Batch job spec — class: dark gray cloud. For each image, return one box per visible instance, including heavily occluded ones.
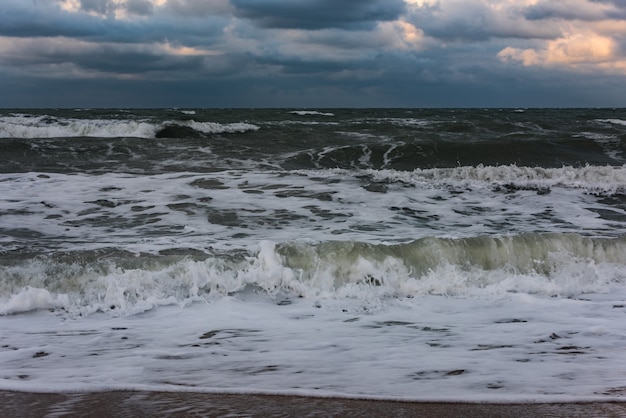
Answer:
[74,0,154,17]
[231,0,406,30]
[407,1,562,41]
[4,48,625,108]
[79,0,116,16]
[165,0,233,16]
[0,35,255,81]
[1,0,625,107]
[0,1,226,45]
[524,0,626,21]
[125,0,155,16]
[0,40,194,75]
[524,3,606,21]
[0,1,103,38]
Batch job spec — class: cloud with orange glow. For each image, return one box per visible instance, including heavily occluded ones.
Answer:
[498,31,624,70]
[402,0,626,75]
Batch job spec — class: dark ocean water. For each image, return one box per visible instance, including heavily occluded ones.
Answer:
[1,108,626,401]
[2,108,626,174]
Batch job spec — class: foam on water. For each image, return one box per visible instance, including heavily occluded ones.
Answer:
[2,165,626,258]
[0,115,157,139]
[0,287,69,315]
[1,286,625,401]
[370,117,435,127]
[363,164,626,193]
[1,234,625,317]
[2,109,626,402]
[185,120,259,135]
[290,110,335,116]
[0,114,258,139]
[597,118,626,126]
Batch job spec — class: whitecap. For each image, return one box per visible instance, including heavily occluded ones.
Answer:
[290,110,335,116]
[0,286,68,315]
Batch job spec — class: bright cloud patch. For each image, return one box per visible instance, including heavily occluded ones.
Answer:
[499,32,616,66]
[57,0,155,19]
[402,0,626,75]
[498,23,626,74]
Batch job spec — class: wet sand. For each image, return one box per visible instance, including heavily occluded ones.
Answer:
[1,391,625,417]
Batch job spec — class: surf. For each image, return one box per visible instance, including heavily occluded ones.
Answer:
[2,233,625,317]
[0,114,259,139]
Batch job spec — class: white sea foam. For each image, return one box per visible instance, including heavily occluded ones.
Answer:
[1,165,625,262]
[363,164,626,194]
[596,118,626,126]
[185,120,259,134]
[268,120,340,126]
[380,117,433,127]
[1,234,624,318]
[0,114,158,139]
[0,287,69,315]
[1,286,625,401]
[3,109,626,402]
[290,110,335,116]
[0,238,624,401]
[0,114,258,138]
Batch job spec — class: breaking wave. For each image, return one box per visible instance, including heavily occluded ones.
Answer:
[0,114,259,139]
[367,164,626,194]
[290,110,335,116]
[2,233,625,316]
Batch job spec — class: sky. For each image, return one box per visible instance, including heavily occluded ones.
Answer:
[2,0,626,107]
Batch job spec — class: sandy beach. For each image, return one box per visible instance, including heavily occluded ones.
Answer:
[1,391,625,417]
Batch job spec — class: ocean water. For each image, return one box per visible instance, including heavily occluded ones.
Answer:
[1,108,626,402]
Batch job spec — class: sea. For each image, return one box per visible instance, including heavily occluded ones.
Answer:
[1,108,625,402]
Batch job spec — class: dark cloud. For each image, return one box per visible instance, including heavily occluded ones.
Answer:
[0,1,102,38]
[231,0,406,30]
[590,0,626,8]
[125,0,155,16]
[0,1,225,45]
[0,36,255,80]
[0,42,195,76]
[165,0,233,17]
[407,2,561,41]
[1,0,625,107]
[79,0,114,16]
[524,0,626,21]
[71,50,202,75]
[256,55,360,76]
[4,49,625,108]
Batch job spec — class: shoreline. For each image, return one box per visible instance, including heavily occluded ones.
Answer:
[2,390,625,417]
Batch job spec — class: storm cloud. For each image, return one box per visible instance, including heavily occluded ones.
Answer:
[1,0,626,107]
[231,0,406,30]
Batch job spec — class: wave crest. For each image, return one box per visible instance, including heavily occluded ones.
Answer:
[297,164,626,195]
[0,114,259,139]
[1,233,625,317]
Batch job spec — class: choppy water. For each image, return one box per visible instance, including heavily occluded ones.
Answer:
[1,108,625,402]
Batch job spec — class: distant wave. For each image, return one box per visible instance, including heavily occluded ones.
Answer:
[293,165,626,196]
[0,114,259,139]
[155,121,259,138]
[596,118,626,126]
[290,110,335,116]
[369,164,626,194]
